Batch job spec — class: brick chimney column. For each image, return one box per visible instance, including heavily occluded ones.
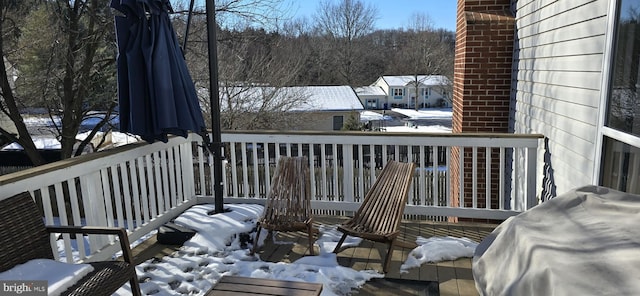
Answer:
[451,0,515,220]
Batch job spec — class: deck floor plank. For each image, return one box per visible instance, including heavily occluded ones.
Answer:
[132,216,496,296]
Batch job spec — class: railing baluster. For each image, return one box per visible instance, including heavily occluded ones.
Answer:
[357,144,364,202]
[343,144,354,203]
[486,147,491,209]
[197,141,206,195]
[321,144,327,201]
[155,151,166,214]
[80,171,109,254]
[472,146,478,209]
[137,157,150,223]
[252,142,260,198]
[68,179,87,260]
[121,162,134,231]
[458,147,464,208]
[110,164,125,229]
[54,183,73,263]
[431,145,438,206]
[167,147,178,207]
[229,143,238,198]
[499,147,505,210]
[263,142,271,196]
[160,150,171,213]
[446,146,451,208]
[309,144,316,200]
[332,143,339,201]
[130,157,142,228]
[382,144,388,169]
[99,169,114,227]
[146,154,158,219]
[176,146,185,202]
[240,143,249,197]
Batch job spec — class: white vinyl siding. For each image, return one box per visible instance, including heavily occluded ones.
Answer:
[511,0,610,197]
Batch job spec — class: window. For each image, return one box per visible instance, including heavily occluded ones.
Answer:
[366,99,377,109]
[423,88,431,98]
[332,116,343,130]
[392,88,404,97]
[606,2,640,137]
[601,137,640,193]
[600,0,640,194]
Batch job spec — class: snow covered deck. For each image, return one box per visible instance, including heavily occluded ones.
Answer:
[130,214,496,296]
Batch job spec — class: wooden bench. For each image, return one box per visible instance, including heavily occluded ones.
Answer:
[207,276,323,296]
[0,192,141,296]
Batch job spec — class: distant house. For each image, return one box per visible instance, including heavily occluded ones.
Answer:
[368,75,452,109]
[354,86,386,110]
[219,85,363,131]
[288,85,364,131]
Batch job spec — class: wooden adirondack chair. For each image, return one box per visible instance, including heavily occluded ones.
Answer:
[333,160,416,273]
[252,156,315,255]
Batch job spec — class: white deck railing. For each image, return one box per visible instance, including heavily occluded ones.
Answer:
[0,131,542,263]
[199,131,543,220]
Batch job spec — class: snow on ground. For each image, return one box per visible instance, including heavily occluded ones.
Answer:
[110,203,475,296]
[1,132,141,151]
[385,125,452,133]
[13,204,479,295]
[361,108,453,133]
[1,137,62,150]
[360,110,393,121]
[391,108,453,120]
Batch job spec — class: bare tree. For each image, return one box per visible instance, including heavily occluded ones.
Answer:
[213,31,309,130]
[172,0,293,32]
[389,13,453,110]
[314,0,378,85]
[174,1,310,131]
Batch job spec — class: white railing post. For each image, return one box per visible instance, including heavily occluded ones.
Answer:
[181,141,196,202]
[343,144,354,203]
[80,171,110,252]
[526,146,538,209]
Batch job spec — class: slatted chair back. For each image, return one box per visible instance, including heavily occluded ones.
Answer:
[252,156,315,255]
[260,156,312,230]
[333,160,416,272]
[346,160,415,238]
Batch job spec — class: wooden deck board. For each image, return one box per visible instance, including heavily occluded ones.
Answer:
[207,276,322,296]
[131,216,496,296]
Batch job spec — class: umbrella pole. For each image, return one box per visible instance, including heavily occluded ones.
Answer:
[182,0,196,50]
[206,0,225,214]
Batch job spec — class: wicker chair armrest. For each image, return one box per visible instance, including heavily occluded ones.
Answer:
[46,226,134,264]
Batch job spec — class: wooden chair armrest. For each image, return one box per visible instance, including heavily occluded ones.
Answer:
[46,226,135,264]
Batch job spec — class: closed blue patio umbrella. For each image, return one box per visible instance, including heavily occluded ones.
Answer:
[111,0,206,143]
[112,0,226,213]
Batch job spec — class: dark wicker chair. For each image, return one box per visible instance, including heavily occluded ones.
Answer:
[333,160,416,273]
[252,156,315,256]
[0,191,141,296]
